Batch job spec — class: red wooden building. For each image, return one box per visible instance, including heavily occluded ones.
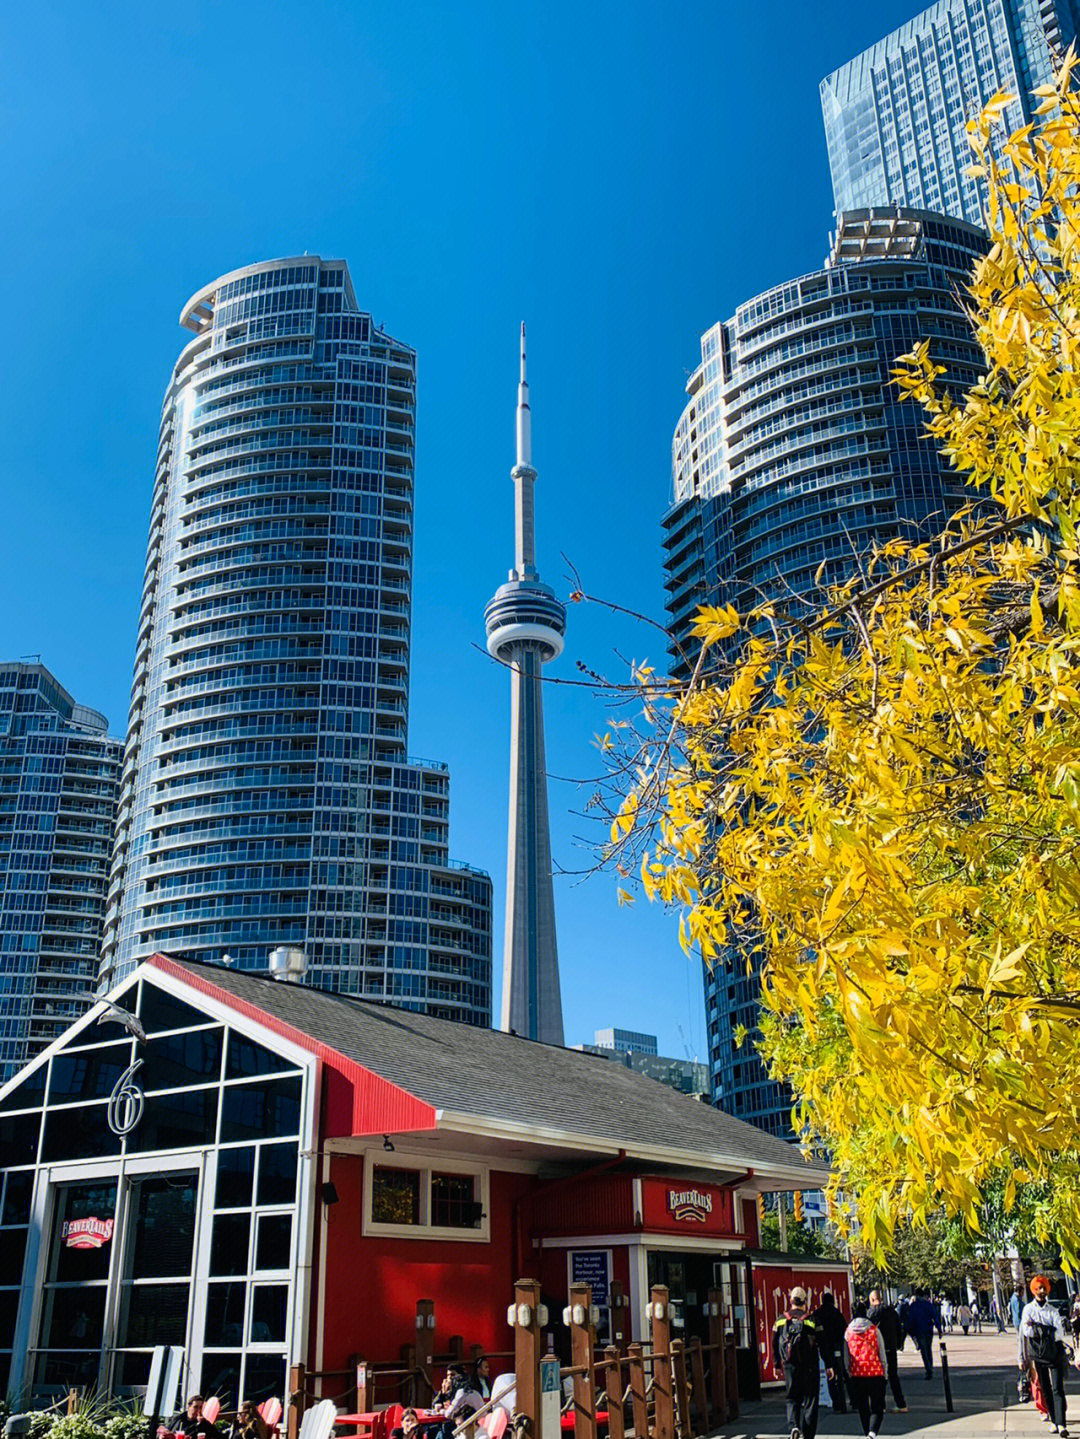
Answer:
[0,955,845,1407]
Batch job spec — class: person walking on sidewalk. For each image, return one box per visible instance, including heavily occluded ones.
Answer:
[844,1301,889,1439]
[905,1289,940,1378]
[1019,1274,1071,1436]
[772,1286,828,1439]
[868,1290,907,1413]
[809,1289,848,1413]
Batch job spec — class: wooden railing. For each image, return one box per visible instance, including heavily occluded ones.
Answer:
[291,1283,738,1439]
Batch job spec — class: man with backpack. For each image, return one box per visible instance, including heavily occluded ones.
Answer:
[772,1286,829,1439]
[844,1301,889,1438]
[1019,1274,1071,1436]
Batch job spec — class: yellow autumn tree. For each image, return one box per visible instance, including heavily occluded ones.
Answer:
[612,54,1080,1264]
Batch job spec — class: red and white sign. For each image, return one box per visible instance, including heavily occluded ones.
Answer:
[62,1216,114,1249]
[666,1187,713,1223]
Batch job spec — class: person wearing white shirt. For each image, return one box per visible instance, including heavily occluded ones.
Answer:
[1019,1275,1070,1436]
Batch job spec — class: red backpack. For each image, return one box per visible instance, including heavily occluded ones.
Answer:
[847,1324,885,1377]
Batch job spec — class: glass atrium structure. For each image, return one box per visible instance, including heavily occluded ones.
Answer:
[0,664,121,1079]
[101,259,491,1025]
[821,0,1080,227]
[663,209,987,1131]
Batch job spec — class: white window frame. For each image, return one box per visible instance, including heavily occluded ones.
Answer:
[362,1150,490,1243]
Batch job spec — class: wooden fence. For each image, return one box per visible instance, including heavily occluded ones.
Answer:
[289,1280,738,1439]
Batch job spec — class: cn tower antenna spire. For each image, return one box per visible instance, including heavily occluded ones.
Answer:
[484,326,566,1045]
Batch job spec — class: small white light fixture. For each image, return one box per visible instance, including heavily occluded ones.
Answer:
[507,1305,517,1327]
[416,1315,425,1330]
[538,1304,549,1326]
[590,1306,600,1325]
[517,1303,533,1328]
[562,1306,572,1327]
[572,1304,587,1326]
[651,1302,667,1320]
[427,1314,436,1329]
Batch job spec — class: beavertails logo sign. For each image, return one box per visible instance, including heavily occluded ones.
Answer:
[62,1217,114,1249]
[667,1187,714,1223]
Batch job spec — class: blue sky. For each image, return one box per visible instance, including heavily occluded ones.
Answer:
[1,0,923,1059]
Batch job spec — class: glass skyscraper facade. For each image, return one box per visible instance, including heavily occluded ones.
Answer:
[0,663,121,1078]
[101,258,492,1025]
[663,209,987,1130]
[821,0,1080,227]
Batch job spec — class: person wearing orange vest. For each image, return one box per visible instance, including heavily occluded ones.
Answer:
[843,1301,888,1439]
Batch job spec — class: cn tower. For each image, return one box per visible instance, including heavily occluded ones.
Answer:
[484,327,567,1045]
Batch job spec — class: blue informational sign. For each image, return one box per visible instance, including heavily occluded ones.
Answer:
[570,1249,610,1307]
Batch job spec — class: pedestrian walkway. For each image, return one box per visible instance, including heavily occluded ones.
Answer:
[708,1330,1079,1437]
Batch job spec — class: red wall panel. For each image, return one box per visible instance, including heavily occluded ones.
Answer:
[318,1157,534,1373]
[751,1261,855,1384]
[529,1175,634,1236]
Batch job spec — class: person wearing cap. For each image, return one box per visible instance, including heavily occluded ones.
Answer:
[1019,1275,1071,1436]
[772,1286,828,1439]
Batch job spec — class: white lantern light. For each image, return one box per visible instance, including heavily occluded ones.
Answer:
[538,1304,549,1326]
[562,1307,573,1327]
[517,1303,533,1328]
[572,1304,586,1326]
[507,1304,517,1327]
[427,1314,436,1329]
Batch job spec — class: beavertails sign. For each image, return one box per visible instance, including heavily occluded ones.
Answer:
[639,1177,737,1235]
[667,1187,714,1223]
[62,1217,114,1249]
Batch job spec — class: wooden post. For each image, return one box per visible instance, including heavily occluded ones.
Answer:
[706,1289,726,1422]
[513,1277,543,1436]
[609,1280,628,1353]
[416,1298,436,1394]
[627,1343,648,1439]
[688,1337,708,1433]
[649,1286,674,1439]
[671,1341,691,1439]
[603,1346,625,1439]
[355,1361,370,1416]
[67,1391,78,1417]
[288,1363,306,1439]
[569,1283,597,1439]
[723,1331,739,1422]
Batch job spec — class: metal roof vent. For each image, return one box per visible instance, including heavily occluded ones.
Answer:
[268,946,308,983]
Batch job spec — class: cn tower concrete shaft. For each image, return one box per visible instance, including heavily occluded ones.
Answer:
[483,327,566,1045]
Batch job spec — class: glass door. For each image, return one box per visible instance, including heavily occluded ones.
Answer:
[111,1171,199,1392]
[35,1178,119,1391]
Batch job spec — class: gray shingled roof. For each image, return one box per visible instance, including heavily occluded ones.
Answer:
[158,956,826,1184]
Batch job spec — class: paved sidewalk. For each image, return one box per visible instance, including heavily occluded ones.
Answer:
[708,1330,1079,1437]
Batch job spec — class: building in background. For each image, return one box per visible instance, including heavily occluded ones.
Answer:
[594,1026,659,1055]
[101,259,491,1025]
[663,209,987,1131]
[821,0,1080,227]
[0,663,121,1078]
[484,329,566,1045]
[573,1041,710,1098]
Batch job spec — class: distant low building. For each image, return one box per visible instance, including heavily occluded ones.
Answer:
[594,1026,658,1056]
[574,1042,710,1097]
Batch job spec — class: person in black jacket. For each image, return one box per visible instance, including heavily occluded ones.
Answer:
[772,1287,829,1439]
[869,1289,908,1413]
[809,1290,848,1414]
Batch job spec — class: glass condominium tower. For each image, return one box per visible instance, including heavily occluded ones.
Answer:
[821,0,1080,227]
[0,663,121,1078]
[663,210,987,1131]
[101,259,492,1024]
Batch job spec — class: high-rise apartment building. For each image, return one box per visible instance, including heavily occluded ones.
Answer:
[822,0,1080,227]
[101,258,492,1024]
[0,663,121,1077]
[663,209,987,1129]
